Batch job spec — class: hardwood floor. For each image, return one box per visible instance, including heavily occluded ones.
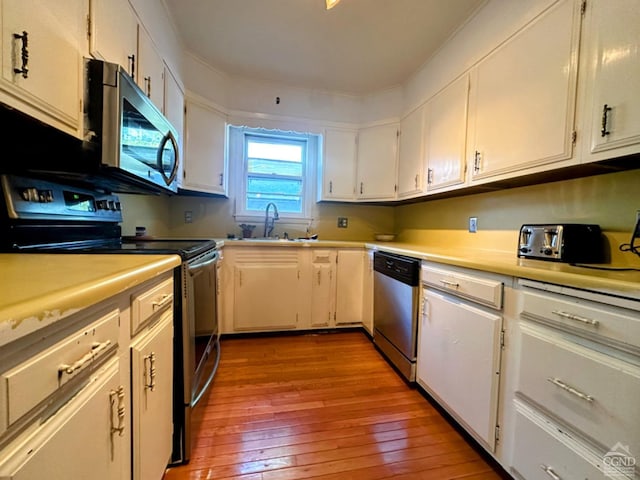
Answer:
[164,331,508,480]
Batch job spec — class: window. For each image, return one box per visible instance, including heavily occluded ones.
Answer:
[230,126,318,221]
[245,135,306,214]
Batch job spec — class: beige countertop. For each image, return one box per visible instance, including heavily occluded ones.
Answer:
[0,254,181,347]
[221,238,640,298]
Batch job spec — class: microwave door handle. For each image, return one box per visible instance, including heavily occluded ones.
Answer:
[157,130,179,185]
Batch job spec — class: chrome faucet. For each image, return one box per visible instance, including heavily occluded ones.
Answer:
[263,202,279,237]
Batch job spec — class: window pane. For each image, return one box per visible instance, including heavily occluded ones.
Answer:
[247,141,302,162]
[246,177,302,213]
[248,158,302,176]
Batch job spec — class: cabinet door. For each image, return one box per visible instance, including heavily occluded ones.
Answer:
[426,75,469,192]
[234,263,300,330]
[89,0,138,78]
[136,24,164,111]
[311,262,335,327]
[335,250,364,325]
[417,289,502,451]
[467,0,581,182]
[0,360,124,480]
[397,105,425,198]
[581,0,640,162]
[1,0,84,135]
[320,128,357,201]
[356,123,398,200]
[131,313,173,480]
[183,99,228,195]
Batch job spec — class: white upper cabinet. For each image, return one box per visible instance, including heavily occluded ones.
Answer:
[136,24,164,111]
[580,0,640,163]
[319,128,357,201]
[426,74,469,193]
[1,0,85,136]
[397,104,426,199]
[467,0,582,183]
[89,0,137,78]
[356,123,399,200]
[182,98,228,195]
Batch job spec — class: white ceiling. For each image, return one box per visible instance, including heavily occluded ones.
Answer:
[164,0,485,95]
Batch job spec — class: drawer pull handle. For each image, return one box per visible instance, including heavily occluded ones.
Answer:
[547,377,594,403]
[440,280,460,288]
[110,386,126,436]
[551,310,599,326]
[144,352,156,391]
[58,340,112,375]
[151,293,172,310]
[540,464,562,480]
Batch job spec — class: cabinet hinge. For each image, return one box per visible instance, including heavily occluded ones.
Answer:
[495,425,500,444]
[500,329,505,349]
[296,313,299,324]
[183,169,187,180]
[571,130,577,144]
[580,0,587,15]
[397,129,400,138]
[86,14,92,38]
[334,312,337,321]
[394,184,397,192]
[297,270,300,280]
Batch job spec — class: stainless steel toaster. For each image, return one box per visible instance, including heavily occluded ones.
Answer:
[517,224,605,263]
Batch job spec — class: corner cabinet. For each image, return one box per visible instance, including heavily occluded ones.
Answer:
[356,123,399,201]
[182,98,228,196]
[467,0,582,183]
[397,105,426,199]
[1,0,85,136]
[579,0,640,163]
[318,128,357,201]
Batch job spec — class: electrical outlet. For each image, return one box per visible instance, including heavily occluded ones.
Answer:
[469,217,478,233]
[337,217,348,228]
[184,210,193,223]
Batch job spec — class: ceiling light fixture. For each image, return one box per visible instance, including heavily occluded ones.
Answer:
[325,0,341,10]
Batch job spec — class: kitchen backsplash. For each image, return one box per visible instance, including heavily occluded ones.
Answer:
[119,168,640,266]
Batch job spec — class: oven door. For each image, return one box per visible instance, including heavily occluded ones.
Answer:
[185,248,220,407]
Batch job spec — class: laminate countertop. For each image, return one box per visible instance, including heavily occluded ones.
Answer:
[0,254,181,348]
[220,239,640,299]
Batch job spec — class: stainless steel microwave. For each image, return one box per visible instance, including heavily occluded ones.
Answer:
[84,58,179,193]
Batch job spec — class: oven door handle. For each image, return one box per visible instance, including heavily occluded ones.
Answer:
[187,253,218,276]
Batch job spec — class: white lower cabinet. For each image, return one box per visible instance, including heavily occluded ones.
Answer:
[232,249,302,331]
[417,263,505,452]
[130,311,174,480]
[0,359,123,480]
[335,249,364,325]
[509,279,640,480]
[418,286,503,451]
[310,250,336,327]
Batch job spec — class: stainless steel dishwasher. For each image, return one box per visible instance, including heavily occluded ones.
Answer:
[373,251,421,382]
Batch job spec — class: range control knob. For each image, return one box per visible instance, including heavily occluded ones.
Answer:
[519,247,530,254]
[543,248,553,255]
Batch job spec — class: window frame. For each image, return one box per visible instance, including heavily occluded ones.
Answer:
[231,126,317,223]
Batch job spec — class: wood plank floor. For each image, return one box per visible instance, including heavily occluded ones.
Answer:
[164,331,509,480]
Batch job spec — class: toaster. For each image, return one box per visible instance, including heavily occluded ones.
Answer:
[517,224,605,263]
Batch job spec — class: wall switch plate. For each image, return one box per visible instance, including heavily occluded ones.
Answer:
[337,217,348,228]
[184,211,193,223]
[469,217,478,233]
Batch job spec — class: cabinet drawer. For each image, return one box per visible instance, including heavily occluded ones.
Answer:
[0,309,119,433]
[522,289,640,351]
[517,325,640,457]
[511,402,604,480]
[131,277,173,335]
[421,265,502,309]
